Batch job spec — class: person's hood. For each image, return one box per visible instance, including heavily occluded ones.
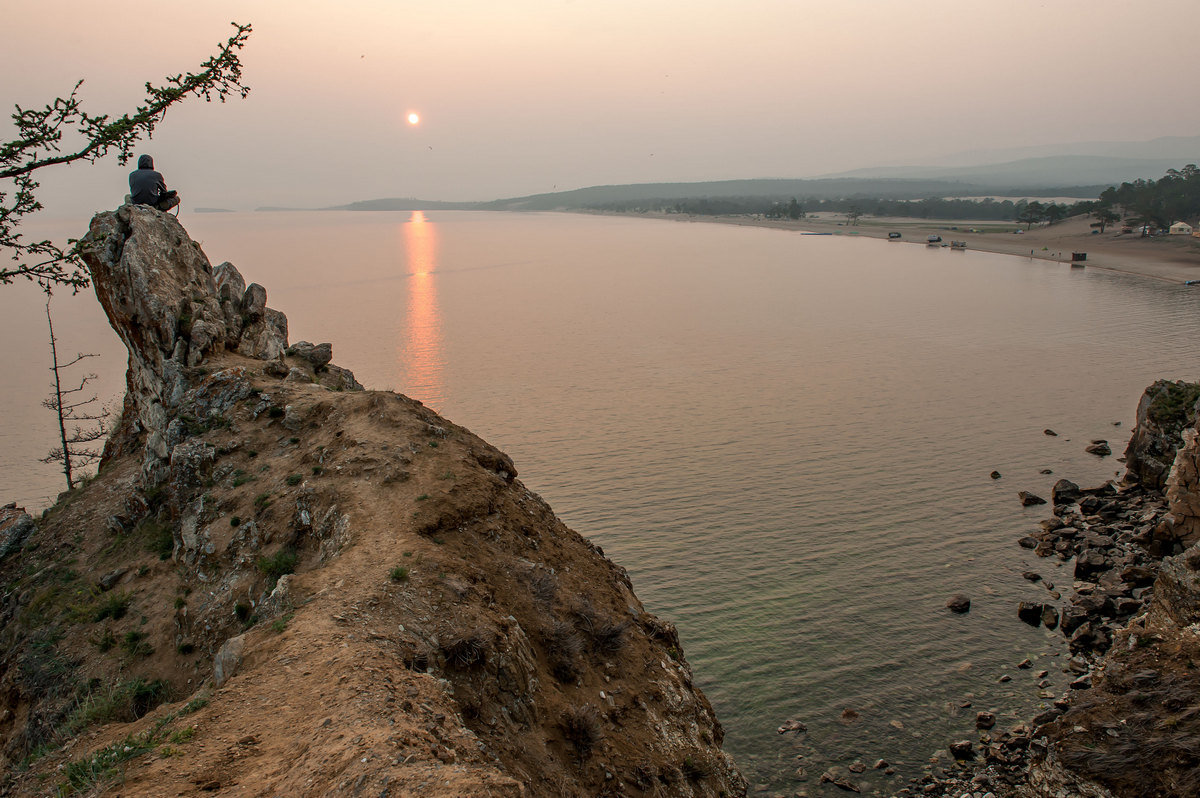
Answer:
[137,155,154,170]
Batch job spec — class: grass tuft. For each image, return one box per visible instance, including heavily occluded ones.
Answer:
[543,620,583,683]
[69,678,170,732]
[92,592,132,622]
[1148,380,1200,428]
[91,628,116,653]
[681,754,710,781]
[560,704,602,759]
[132,518,174,560]
[120,630,154,658]
[591,621,629,657]
[256,548,297,589]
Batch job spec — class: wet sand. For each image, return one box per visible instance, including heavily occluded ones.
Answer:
[596,211,1200,284]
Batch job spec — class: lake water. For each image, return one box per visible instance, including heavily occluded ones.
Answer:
[3,210,1199,794]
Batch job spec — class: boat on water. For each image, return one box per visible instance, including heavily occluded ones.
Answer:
[950,240,966,249]
[926,234,942,244]
[888,232,902,240]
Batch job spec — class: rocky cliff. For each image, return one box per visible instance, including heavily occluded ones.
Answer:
[1019,384,1200,798]
[1121,380,1200,493]
[919,378,1200,797]
[0,205,745,797]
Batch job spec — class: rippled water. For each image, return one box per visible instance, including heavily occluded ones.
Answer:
[3,211,1198,793]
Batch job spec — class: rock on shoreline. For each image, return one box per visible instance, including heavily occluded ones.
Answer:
[918,378,1200,797]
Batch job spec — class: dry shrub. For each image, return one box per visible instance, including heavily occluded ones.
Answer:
[542,620,582,682]
[1059,731,1200,798]
[591,621,628,657]
[441,629,488,670]
[641,613,681,648]
[1053,651,1200,797]
[560,704,602,759]
[632,763,656,790]
[681,754,710,782]
[571,598,597,632]
[530,570,557,604]
[404,647,430,672]
[569,598,628,657]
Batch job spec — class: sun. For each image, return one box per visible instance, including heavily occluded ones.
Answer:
[407,112,420,126]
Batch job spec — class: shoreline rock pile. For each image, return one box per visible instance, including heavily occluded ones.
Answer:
[915,379,1200,797]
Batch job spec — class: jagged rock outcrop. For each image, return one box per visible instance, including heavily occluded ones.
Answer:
[0,504,34,561]
[1151,537,1200,625]
[1123,379,1200,490]
[0,206,744,797]
[1158,427,1200,550]
[79,204,358,483]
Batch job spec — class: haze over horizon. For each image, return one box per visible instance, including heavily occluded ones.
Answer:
[5,0,1198,217]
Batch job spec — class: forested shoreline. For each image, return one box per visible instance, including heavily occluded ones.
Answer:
[574,165,1200,231]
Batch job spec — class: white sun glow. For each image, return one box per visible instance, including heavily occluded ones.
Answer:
[407,112,420,126]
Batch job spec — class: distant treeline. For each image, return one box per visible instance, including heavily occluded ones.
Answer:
[1098,165,1200,230]
[580,165,1200,230]
[583,195,1092,223]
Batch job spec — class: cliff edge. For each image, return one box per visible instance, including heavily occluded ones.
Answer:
[0,205,745,797]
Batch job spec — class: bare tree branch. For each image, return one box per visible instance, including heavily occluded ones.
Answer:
[1,22,252,289]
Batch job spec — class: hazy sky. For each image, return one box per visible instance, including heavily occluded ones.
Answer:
[4,0,1198,216]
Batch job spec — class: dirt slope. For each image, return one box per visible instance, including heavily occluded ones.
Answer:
[0,205,744,797]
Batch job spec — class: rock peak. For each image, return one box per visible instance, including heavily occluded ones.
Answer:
[80,204,357,480]
[1,205,745,797]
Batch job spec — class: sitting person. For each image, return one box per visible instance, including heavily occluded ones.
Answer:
[128,154,180,211]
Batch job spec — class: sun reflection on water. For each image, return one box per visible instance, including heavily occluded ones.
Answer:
[399,210,444,407]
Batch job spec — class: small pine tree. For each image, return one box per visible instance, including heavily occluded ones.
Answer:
[40,292,107,490]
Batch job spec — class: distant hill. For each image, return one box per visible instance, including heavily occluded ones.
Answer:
[472,177,1105,212]
[817,134,1198,187]
[819,155,1193,188]
[931,134,1200,168]
[325,198,483,211]
[330,135,1194,213]
[331,176,1108,214]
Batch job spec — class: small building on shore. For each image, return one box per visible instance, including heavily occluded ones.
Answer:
[1169,221,1193,235]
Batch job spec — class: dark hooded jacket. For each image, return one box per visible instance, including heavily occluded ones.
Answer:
[129,155,168,205]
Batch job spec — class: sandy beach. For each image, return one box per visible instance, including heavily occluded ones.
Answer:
[607,211,1200,284]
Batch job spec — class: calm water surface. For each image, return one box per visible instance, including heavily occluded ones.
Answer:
[3,211,1198,793]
